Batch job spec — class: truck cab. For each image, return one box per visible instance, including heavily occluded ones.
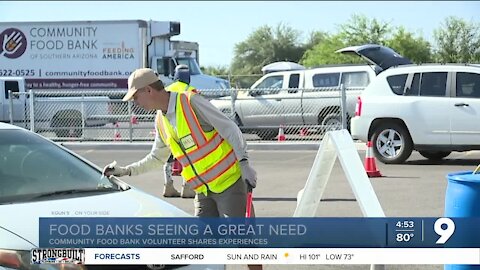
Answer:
[147,21,230,98]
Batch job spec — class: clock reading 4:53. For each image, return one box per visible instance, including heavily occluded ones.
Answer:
[396,221,414,228]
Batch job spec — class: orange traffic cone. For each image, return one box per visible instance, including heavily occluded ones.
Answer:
[365,141,382,177]
[277,125,286,142]
[131,114,138,125]
[113,122,121,141]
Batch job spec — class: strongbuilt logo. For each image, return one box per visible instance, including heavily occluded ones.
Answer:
[0,28,27,58]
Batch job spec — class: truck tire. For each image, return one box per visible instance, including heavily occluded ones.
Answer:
[371,122,413,164]
[52,110,83,138]
[321,113,342,132]
[419,151,451,161]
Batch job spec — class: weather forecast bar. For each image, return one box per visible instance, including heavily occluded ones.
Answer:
[82,248,480,265]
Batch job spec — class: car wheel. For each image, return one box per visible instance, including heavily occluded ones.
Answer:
[321,113,342,132]
[52,111,83,138]
[419,151,451,161]
[371,122,413,164]
[54,118,83,138]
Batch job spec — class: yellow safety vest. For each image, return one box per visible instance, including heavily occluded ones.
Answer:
[155,90,241,195]
[165,81,194,93]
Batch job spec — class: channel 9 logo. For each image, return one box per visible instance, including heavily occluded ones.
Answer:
[31,248,85,264]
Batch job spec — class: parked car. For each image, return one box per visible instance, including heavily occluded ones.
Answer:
[0,123,223,270]
[343,44,480,164]
[210,64,377,140]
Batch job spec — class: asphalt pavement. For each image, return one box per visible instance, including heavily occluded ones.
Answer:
[67,145,480,270]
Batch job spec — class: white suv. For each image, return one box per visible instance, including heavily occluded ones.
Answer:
[342,44,480,164]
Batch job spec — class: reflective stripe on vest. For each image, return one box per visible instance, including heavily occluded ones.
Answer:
[187,149,237,189]
[155,81,196,143]
[179,93,207,146]
[155,91,241,195]
[176,133,223,165]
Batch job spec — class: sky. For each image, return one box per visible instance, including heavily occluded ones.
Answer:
[1,1,479,67]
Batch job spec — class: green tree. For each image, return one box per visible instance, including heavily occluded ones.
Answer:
[338,14,392,45]
[231,23,304,76]
[300,14,393,66]
[386,26,432,63]
[200,65,230,80]
[433,16,480,63]
[300,34,363,67]
[301,14,433,66]
[303,31,328,51]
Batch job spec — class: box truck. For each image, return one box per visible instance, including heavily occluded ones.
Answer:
[0,20,230,97]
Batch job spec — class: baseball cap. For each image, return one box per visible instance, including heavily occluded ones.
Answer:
[173,64,190,84]
[122,68,160,101]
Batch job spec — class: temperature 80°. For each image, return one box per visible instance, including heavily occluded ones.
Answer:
[396,233,414,242]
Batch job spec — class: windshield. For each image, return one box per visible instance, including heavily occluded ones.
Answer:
[0,129,119,203]
[176,57,201,75]
[254,75,283,89]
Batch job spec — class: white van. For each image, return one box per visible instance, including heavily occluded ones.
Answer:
[211,64,377,140]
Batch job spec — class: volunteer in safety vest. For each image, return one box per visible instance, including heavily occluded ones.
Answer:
[161,64,196,198]
[102,68,257,218]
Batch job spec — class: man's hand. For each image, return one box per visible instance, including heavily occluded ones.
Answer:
[239,159,257,188]
[102,161,130,177]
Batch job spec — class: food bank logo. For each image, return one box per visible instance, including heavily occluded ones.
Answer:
[0,28,27,58]
[102,41,135,60]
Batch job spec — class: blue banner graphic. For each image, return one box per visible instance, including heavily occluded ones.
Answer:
[39,217,480,248]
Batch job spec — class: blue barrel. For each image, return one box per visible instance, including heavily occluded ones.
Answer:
[445,171,480,270]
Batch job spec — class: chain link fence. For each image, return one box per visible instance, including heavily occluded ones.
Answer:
[8,85,360,142]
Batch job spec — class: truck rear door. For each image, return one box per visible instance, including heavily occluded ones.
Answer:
[1,79,26,124]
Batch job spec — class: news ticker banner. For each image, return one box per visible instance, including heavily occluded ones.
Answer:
[31,247,480,265]
[40,217,480,248]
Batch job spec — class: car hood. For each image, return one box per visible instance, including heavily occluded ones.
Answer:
[0,188,190,250]
[336,44,412,72]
